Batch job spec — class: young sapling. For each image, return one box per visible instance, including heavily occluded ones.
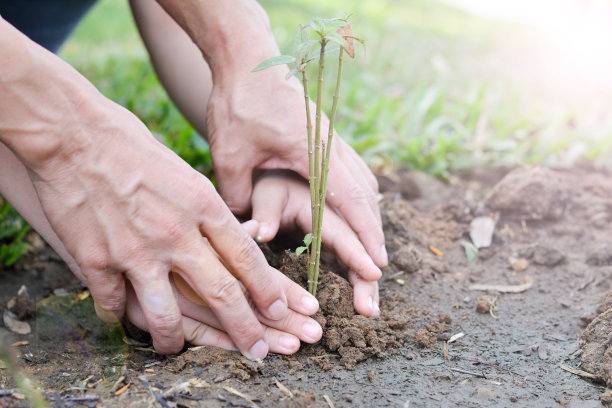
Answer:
[254,16,362,296]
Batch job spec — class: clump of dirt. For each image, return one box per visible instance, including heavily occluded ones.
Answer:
[274,251,415,370]
[173,347,263,381]
[476,295,497,315]
[485,166,570,220]
[579,308,612,387]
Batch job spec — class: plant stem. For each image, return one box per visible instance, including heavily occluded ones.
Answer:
[300,70,315,289]
[309,39,327,295]
[312,48,344,295]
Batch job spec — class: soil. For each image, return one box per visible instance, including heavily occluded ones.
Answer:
[1,164,612,407]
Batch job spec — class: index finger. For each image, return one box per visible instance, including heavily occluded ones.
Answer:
[325,161,388,268]
[172,231,269,360]
[199,198,289,322]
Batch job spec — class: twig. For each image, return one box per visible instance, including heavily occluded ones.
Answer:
[469,277,533,293]
[450,367,486,378]
[274,377,294,398]
[139,376,171,408]
[323,394,335,408]
[66,396,100,403]
[0,389,19,396]
[222,386,258,408]
[559,364,599,380]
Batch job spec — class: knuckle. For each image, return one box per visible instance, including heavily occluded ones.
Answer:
[231,320,261,342]
[79,249,109,272]
[346,184,376,204]
[149,312,182,335]
[185,322,211,344]
[234,235,262,271]
[207,275,243,306]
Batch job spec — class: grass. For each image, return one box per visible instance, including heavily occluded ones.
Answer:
[59,0,612,180]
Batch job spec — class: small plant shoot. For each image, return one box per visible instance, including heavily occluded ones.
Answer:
[254,15,363,296]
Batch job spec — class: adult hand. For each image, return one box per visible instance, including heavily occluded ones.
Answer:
[0,141,321,355]
[151,0,388,270]
[126,267,322,355]
[0,18,317,357]
[247,171,381,317]
[207,69,387,270]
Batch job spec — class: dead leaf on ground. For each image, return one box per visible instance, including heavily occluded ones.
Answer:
[470,216,496,249]
[3,309,31,335]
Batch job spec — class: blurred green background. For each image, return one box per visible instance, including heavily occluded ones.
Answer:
[60,0,612,178]
[2,0,612,267]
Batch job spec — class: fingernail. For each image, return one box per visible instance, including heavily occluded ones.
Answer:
[379,245,388,266]
[267,299,287,320]
[367,296,373,312]
[247,340,268,360]
[302,321,322,342]
[301,296,319,313]
[373,300,380,316]
[94,302,117,323]
[278,334,300,353]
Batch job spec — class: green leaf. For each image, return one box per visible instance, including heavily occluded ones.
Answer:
[285,68,298,80]
[459,240,478,263]
[325,32,347,48]
[296,246,307,256]
[252,55,296,72]
[321,19,347,34]
[292,26,309,57]
[296,39,318,61]
[303,233,313,246]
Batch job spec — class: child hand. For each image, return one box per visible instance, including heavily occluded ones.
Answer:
[247,171,382,317]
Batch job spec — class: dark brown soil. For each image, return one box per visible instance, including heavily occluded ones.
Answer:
[2,164,612,407]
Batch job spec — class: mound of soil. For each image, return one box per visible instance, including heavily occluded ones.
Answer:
[2,164,612,407]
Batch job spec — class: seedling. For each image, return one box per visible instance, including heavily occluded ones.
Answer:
[254,16,362,296]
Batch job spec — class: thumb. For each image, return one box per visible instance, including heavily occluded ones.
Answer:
[214,160,254,216]
[251,176,287,242]
[87,270,126,323]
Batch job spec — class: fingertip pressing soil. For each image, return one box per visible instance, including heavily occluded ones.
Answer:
[2,164,612,407]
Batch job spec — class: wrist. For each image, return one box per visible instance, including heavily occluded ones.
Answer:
[155,0,282,82]
[0,18,109,175]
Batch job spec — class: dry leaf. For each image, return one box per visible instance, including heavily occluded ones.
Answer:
[429,245,444,257]
[470,216,495,249]
[114,383,131,396]
[3,309,31,335]
[337,25,354,58]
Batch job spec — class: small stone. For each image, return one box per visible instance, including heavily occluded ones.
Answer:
[463,296,471,303]
[508,257,528,272]
[600,389,612,404]
[477,388,495,399]
[476,296,497,315]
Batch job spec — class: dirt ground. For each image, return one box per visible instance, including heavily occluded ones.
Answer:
[1,165,612,407]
